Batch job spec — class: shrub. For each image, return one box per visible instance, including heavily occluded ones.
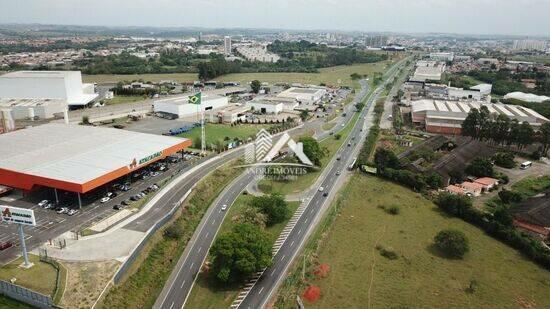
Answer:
[498,189,523,204]
[492,152,516,168]
[387,205,400,215]
[163,223,184,239]
[434,229,470,259]
[376,246,399,260]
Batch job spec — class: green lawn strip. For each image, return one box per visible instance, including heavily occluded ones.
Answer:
[185,195,301,309]
[99,160,241,309]
[178,123,273,148]
[321,122,336,131]
[0,255,57,296]
[275,175,550,308]
[103,95,146,105]
[257,112,359,195]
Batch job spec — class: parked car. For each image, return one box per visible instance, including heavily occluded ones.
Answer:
[121,185,131,191]
[113,204,123,210]
[0,241,13,251]
[318,187,324,192]
[67,209,78,216]
[100,197,110,203]
[44,202,55,210]
[57,207,69,214]
[336,170,341,175]
[38,200,49,207]
[121,199,132,206]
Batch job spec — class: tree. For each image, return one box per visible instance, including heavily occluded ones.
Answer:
[210,223,272,283]
[498,189,523,204]
[300,110,310,121]
[517,121,534,149]
[434,229,470,259]
[425,172,444,189]
[299,136,328,167]
[492,152,515,168]
[538,123,550,155]
[374,148,400,172]
[354,102,365,112]
[232,206,267,229]
[435,193,473,217]
[350,73,361,80]
[250,80,261,94]
[465,157,494,177]
[250,194,290,226]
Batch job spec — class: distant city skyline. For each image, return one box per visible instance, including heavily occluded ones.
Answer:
[1,0,550,37]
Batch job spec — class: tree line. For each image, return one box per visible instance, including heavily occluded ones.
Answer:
[461,106,550,154]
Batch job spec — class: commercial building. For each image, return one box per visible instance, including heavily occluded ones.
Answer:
[0,71,98,107]
[153,93,229,118]
[246,100,284,114]
[429,52,454,62]
[410,61,445,82]
[206,104,250,124]
[0,98,67,120]
[0,123,191,204]
[277,87,327,105]
[224,36,232,55]
[236,45,280,63]
[254,96,299,112]
[411,100,548,135]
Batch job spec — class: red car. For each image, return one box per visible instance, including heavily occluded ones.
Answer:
[0,241,13,251]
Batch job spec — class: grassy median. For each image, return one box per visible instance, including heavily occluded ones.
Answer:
[99,160,242,309]
[275,175,550,308]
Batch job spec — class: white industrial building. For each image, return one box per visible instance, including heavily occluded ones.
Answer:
[411,99,548,135]
[277,87,327,105]
[411,61,446,82]
[236,45,280,63]
[0,98,67,120]
[153,93,229,118]
[504,92,550,103]
[429,52,455,62]
[246,100,284,114]
[0,71,98,107]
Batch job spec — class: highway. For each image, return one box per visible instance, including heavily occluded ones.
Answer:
[153,75,377,309]
[236,60,407,309]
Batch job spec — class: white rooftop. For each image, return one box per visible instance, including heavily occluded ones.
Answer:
[0,123,189,185]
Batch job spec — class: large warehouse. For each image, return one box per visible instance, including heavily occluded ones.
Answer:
[277,87,326,105]
[0,71,98,107]
[411,99,548,135]
[153,93,228,118]
[0,124,191,199]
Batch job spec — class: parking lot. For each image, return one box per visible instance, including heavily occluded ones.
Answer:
[0,151,202,263]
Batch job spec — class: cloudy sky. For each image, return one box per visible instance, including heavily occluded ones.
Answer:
[1,0,549,36]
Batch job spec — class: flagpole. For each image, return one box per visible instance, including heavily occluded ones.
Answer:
[200,91,206,154]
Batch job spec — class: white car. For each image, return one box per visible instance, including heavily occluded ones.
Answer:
[100,197,110,203]
[221,204,228,211]
[38,200,49,207]
[67,209,79,216]
[57,207,68,214]
[318,187,324,192]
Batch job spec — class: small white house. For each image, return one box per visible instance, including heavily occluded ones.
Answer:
[246,101,283,114]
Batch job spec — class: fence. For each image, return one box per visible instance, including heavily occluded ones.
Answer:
[39,249,65,304]
[0,280,54,309]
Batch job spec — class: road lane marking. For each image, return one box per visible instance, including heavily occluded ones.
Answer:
[180,280,186,289]
[258,287,265,295]
[290,240,294,247]
[169,302,175,309]
[198,246,202,253]
[190,262,194,269]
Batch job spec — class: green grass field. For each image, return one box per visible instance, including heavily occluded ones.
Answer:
[185,194,300,309]
[258,112,359,196]
[0,255,57,296]
[83,60,396,87]
[276,175,550,308]
[103,95,146,105]
[178,123,272,148]
[485,174,550,210]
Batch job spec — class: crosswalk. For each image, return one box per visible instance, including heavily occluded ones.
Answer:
[230,198,310,308]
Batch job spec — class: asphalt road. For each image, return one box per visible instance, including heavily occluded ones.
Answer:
[153,78,373,309]
[237,60,407,309]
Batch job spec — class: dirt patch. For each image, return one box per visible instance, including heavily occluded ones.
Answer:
[60,260,120,309]
[313,263,330,279]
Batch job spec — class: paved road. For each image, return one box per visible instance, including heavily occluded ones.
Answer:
[237,59,408,309]
[153,78,372,309]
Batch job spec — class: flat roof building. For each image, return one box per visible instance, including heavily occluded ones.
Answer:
[411,99,548,135]
[0,71,98,107]
[246,100,284,114]
[154,93,229,118]
[0,98,68,120]
[0,123,191,194]
[277,87,326,106]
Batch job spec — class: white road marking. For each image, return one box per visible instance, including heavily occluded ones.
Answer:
[180,280,186,289]
[169,302,175,309]
[258,287,265,295]
[198,247,202,253]
[190,262,194,269]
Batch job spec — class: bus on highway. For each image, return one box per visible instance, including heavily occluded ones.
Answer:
[348,157,357,170]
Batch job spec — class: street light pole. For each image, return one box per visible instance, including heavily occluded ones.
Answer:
[17,224,32,268]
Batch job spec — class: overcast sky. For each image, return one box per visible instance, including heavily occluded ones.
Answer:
[1,0,549,36]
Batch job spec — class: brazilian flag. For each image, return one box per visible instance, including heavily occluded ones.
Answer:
[188,92,201,105]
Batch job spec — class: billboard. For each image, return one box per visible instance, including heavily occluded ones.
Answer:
[0,205,36,226]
